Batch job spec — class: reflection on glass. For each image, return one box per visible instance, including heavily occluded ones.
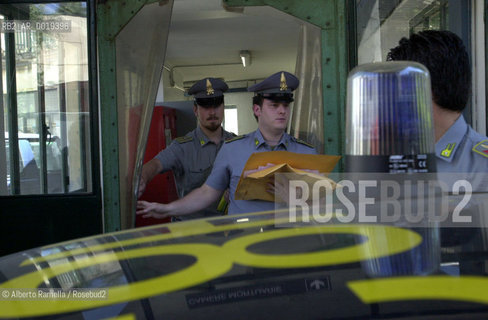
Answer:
[410,1,447,34]
[115,1,173,228]
[356,0,449,64]
[0,2,91,195]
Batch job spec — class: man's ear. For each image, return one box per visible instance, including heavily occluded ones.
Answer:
[252,104,261,118]
[193,105,198,117]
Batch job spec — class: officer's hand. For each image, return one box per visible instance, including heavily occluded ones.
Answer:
[223,189,230,203]
[136,200,170,219]
[138,177,147,198]
[266,175,297,204]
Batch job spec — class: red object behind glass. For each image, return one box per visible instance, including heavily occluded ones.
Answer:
[136,106,178,227]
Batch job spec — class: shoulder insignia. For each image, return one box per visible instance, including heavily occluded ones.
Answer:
[472,139,488,158]
[293,137,314,148]
[225,135,246,143]
[223,131,237,140]
[175,136,193,144]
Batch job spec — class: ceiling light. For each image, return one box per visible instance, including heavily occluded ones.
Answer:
[240,50,251,67]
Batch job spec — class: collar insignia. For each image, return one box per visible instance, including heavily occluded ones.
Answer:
[440,143,456,158]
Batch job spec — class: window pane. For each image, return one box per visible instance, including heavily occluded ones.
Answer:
[356,0,449,64]
[0,2,91,195]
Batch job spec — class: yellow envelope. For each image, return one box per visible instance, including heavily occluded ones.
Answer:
[234,151,341,202]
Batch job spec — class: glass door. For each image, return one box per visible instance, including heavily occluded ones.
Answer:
[0,1,101,256]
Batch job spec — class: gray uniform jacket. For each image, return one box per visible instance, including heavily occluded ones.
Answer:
[155,126,235,220]
[206,129,317,215]
[436,115,488,191]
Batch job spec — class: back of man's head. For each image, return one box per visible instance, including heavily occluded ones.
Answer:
[387,30,470,112]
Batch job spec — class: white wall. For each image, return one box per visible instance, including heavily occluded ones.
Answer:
[224,91,257,135]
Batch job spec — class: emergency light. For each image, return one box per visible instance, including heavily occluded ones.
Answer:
[344,61,440,277]
[345,61,436,173]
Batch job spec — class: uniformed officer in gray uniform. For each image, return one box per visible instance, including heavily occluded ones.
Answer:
[436,115,488,173]
[138,77,235,221]
[388,30,488,191]
[136,71,317,219]
[435,114,488,191]
[206,71,317,214]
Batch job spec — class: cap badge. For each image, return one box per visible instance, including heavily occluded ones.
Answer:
[206,79,215,96]
[280,72,288,91]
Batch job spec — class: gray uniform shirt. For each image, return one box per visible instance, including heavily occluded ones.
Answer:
[206,129,317,215]
[435,115,488,191]
[155,126,235,220]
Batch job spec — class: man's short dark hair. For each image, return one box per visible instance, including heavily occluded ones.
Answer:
[252,95,264,121]
[387,30,471,112]
[252,95,264,107]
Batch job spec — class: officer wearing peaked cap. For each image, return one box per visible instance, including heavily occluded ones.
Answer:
[188,77,228,102]
[136,71,318,218]
[138,77,235,221]
[249,71,299,105]
[247,70,299,103]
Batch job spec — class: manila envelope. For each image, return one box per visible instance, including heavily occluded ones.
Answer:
[234,151,341,202]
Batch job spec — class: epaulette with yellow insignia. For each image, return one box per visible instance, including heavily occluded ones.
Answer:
[472,139,488,158]
[175,136,193,144]
[292,137,314,148]
[225,134,246,143]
